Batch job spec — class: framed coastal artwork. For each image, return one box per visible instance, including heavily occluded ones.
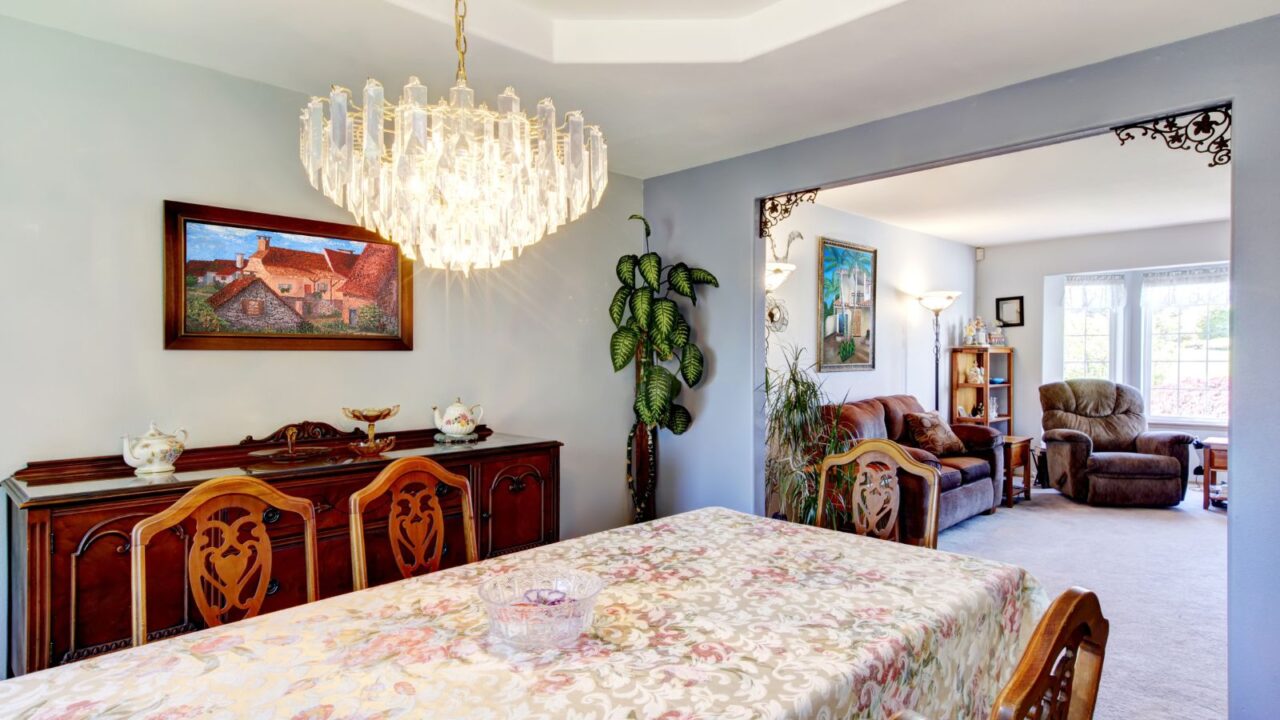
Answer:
[817,237,877,372]
[164,201,413,350]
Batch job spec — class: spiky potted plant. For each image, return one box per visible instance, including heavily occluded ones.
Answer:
[609,214,718,522]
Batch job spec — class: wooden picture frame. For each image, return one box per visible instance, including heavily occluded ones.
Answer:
[996,295,1025,327]
[164,201,413,350]
[817,237,877,372]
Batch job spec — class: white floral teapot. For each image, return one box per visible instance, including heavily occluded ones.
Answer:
[433,398,483,438]
[122,422,188,475]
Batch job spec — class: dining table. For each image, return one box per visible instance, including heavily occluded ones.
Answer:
[0,507,1046,719]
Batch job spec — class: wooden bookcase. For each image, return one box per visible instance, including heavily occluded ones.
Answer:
[950,347,1014,435]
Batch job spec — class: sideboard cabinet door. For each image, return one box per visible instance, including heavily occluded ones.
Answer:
[477,452,557,558]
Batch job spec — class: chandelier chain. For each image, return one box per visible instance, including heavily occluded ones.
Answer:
[455,0,468,83]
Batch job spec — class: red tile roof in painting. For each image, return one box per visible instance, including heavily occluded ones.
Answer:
[253,246,338,278]
[187,259,242,276]
[207,277,304,319]
[324,248,358,277]
[207,277,260,308]
[186,260,214,275]
[338,244,398,300]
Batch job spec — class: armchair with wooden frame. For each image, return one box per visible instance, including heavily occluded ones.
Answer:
[893,586,1109,720]
[814,438,942,550]
[130,475,318,648]
[348,456,479,591]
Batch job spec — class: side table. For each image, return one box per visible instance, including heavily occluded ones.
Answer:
[1203,436,1228,510]
[1004,435,1033,508]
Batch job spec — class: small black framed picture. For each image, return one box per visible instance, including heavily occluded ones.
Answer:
[996,296,1024,327]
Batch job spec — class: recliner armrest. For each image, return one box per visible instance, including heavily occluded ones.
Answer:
[1044,428,1093,452]
[1135,431,1196,457]
[950,423,1003,452]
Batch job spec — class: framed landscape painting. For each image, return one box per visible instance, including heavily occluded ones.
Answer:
[817,237,877,372]
[164,201,413,350]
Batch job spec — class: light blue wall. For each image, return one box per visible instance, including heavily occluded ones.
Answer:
[644,15,1280,715]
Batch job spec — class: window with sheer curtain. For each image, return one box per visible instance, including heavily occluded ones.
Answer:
[1142,265,1230,422]
[1062,274,1126,381]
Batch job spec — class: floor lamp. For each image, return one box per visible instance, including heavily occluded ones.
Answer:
[919,291,961,412]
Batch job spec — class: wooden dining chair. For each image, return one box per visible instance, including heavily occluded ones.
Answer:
[890,587,1109,720]
[814,438,942,549]
[348,456,479,591]
[130,475,317,647]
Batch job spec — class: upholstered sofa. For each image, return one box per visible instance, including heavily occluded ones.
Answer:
[1040,379,1195,506]
[823,394,1004,540]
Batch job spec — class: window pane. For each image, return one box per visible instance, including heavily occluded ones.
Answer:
[1064,362,1089,380]
[1179,361,1208,387]
[1150,389,1178,416]
[1207,361,1229,380]
[1085,336,1109,363]
[1086,362,1109,379]
[1064,336,1086,364]
[1085,310,1110,336]
[1179,305,1208,335]
[1151,307,1180,334]
[1178,333,1207,361]
[1064,310,1086,336]
[1151,361,1178,389]
[1151,334,1178,362]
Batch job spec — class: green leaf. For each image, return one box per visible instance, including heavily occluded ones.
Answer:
[689,267,720,287]
[634,395,660,426]
[671,316,690,348]
[652,298,679,339]
[645,365,679,418]
[630,288,653,331]
[665,404,693,435]
[609,327,638,372]
[609,286,632,327]
[668,264,696,304]
[616,255,637,288]
[680,343,705,387]
[628,213,652,239]
[638,252,662,288]
[653,338,674,362]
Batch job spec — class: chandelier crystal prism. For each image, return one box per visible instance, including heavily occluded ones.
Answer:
[298,0,607,273]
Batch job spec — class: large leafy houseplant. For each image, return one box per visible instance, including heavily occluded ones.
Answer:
[610,214,718,522]
[764,346,853,525]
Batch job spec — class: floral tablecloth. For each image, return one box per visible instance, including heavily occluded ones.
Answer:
[0,507,1046,720]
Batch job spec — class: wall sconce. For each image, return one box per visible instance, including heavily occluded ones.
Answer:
[765,230,802,292]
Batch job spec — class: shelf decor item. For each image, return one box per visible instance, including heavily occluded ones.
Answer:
[298,0,607,274]
[433,398,484,442]
[819,237,877,372]
[609,215,718,522]
[121,423,188,476]
[343,405,400,457]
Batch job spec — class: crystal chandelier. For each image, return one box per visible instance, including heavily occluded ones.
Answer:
[299,0,607,273]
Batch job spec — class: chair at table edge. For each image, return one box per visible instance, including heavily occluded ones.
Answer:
[889,586,1109,720]
[348,456,479,591]
[130,475,318,648]
[814,437,942,550]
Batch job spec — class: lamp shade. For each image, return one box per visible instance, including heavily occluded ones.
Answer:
[765,262,797,292]
[918,291,961,312]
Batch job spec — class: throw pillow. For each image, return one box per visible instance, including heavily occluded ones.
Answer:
[905,411,966,456]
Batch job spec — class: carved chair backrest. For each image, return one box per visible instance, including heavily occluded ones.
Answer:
[992,587,1109,720]
[130,475,318,647]
[348,456,479,591]
[814,438,941,549]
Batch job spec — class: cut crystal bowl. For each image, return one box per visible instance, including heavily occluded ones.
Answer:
[478,564,604,651]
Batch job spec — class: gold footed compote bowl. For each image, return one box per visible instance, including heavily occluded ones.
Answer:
[343,405,399,457]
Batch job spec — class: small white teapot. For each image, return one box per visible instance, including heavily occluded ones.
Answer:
[433,398,483,438]
[123,422,188,475]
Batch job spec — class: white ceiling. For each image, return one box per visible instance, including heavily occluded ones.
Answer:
[2,0,1278,178]
[816,132,1231,245]
[515,0,783,19]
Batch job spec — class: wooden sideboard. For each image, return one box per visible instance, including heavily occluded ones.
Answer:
[3,422,561,677]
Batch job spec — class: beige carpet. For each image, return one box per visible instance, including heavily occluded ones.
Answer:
[939,487,1227,720]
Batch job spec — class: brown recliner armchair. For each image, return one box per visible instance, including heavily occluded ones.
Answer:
[1040,379,1195,506]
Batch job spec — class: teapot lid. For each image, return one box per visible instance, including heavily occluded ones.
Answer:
[143,421,169,437]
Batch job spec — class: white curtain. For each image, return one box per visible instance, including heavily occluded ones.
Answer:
[1064,273,1127,310]
[1141,264,1229,307]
